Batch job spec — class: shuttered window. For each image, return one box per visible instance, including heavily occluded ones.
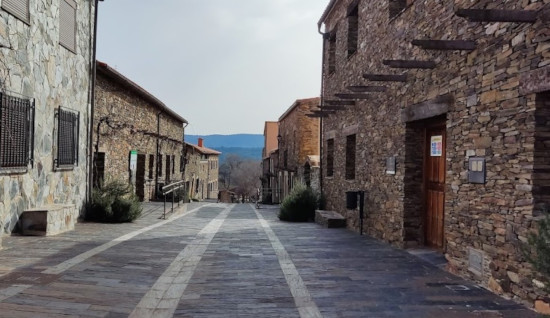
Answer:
[2,0,30,24]
[59,0,77,53]
[55,107,79,167]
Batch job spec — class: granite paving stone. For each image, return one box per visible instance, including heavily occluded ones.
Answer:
[0,202,539,317]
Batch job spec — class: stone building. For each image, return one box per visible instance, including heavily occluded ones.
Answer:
[261,121,279,203]
[184,139,220,201]
[94,61,187,201]
[0,0,95,244]
[318,0,550,309]
[277,97,321,201]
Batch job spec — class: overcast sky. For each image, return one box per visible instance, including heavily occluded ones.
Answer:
[97,0,328,136]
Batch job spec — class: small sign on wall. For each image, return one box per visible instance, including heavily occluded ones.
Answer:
[129,150,138,171]
[430,136,443,157]
[468,157,486,184]
[386,157,396,175]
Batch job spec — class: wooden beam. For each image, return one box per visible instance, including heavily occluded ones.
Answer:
[455,9,538,23]
[317,105,346,111]
[306,113,329,118]
[383,60,436,69]
[324,99,356,106]
[363,74,408,82]
[346,85,387,93]
[335,93,371,100]
[312,110,336,115]
[412,39,476,51]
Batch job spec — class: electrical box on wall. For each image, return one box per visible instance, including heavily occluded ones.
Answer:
[468,157,486,184]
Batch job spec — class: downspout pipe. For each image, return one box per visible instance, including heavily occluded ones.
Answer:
[317,22,328,203]
[155,112,161,198]
[87,0,101,204]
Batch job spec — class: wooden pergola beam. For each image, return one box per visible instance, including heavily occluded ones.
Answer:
[412,39,476,51]
[306,113,329,118]
[363,74,408,82]
[455,9,538,23]
[383,60,436,69]
[335,93,371,100]
[317,105,346,111]
[346,85,387,93]
[324,99,356,106]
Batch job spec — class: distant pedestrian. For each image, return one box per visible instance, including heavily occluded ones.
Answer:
[217,191,221,203]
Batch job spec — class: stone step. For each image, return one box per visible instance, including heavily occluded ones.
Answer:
[20,204,76,236]
[315,210,346,228]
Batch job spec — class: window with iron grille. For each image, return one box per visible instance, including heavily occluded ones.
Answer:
[59,0,77,53]
[327,29,337,74]
[0,92,35,169]
[347,1,359,57]
[93,152,105,187]
[1,0,30,24]
[158,154,163,177]
[55,107,79,168]
[345,134,356,180]
[326,139,334,177]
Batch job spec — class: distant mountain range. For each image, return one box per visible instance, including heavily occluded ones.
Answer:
[185,134,263,164]
[185,134,263,148]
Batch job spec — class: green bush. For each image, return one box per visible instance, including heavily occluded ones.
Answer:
[524,207,550,292]
[278,184,318,222]
[87,179,142,223]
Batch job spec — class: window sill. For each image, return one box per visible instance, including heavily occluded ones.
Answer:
[55,165,76,172]
[0,167,28,175]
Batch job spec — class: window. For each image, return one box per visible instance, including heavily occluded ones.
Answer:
[165,155,171,182]
[172,155,175,174]
[93,152,105,187]
[0,92,34,169]
[55,107,79,168]
[326,139,334,177]
[158,154,163,177]
[2,0,30,24]
[148,154,154,179]
[59,0,77,52]
[284,150,288,168]
[327,29,337,74]
[180,155,184,172]
[345,134,356,180]
[347,1,359,57]
[389,0,407,19]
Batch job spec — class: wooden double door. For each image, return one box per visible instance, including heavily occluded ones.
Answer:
[424,123,446,249]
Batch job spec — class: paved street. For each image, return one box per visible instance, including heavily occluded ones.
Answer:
[0,203,537,317]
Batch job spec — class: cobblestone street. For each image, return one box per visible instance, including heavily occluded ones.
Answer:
[0,203,537,317]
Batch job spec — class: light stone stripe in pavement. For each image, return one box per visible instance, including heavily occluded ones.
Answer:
[0,285,32,302]
[252,204,322,318]
[129,205,233,318]
[42,204,211,275]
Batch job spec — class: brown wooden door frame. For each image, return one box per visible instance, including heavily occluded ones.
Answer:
[423,117,446,250]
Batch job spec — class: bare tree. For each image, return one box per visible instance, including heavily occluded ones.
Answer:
[218,154,261,201]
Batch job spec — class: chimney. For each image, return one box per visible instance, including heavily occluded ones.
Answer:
[198,138,204,148]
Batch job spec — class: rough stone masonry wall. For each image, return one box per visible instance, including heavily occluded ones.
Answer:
[94,74,184,199]
[0,0,94,244]
[321,0,549,307]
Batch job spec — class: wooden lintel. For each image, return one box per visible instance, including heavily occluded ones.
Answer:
[363,74,408,82]
[412,39,476,51]
[312,110,336,115]
[324,99,356,106]
[306,113,329,118]
[335,93,371,100]
[455,9,538,23]
[346,85,387,93]
[383,60,436,69]
[401,94,454,122]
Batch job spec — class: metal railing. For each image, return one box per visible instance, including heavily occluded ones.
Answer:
[161,180,185,219]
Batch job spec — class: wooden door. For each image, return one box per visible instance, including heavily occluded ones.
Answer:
[136,154,146,201]
[425,125,446,249]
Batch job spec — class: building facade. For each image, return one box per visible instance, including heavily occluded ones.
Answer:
[261,121,279,203]
[319,0,549,308]
[94,62,187,201]
[0,0,95,245]
[184,139,220,201]
[277,97,321,201]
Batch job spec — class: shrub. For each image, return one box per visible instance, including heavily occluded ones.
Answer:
[278,183,318,222]
[87,179,142,223]
[524,207,550,292]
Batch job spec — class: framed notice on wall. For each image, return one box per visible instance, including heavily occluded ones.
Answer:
[430,136,443,157]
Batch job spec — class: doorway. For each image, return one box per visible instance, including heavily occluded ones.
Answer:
[136,154,146,201]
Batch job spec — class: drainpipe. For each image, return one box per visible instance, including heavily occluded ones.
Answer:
[87,0,102,204]
[155,112,161,198]
[317,22,328,204]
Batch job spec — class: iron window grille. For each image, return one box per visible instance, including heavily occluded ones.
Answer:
[55,106,79,168]
[0,92,35,169]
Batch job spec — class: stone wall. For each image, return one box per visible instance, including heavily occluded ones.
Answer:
[278,98,320,199]
[0,0,94,245]
[94,71,185,201]
[320,0,550,307]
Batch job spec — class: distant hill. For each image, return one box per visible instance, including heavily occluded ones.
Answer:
[185,134,263,148]
[214,147,262,164]
[184,134,263,164]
